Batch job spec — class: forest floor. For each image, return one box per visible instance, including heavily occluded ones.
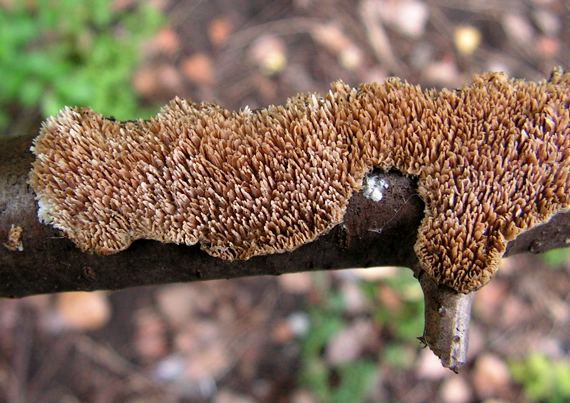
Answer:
[2,0,570,402]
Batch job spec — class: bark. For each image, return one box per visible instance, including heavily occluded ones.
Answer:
[2,133,430,298]
[2,132,570,371]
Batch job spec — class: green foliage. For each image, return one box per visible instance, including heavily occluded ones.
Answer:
[299,284,376,403]
[0,0,164,129]
[299,268,424,401]
[299,306,377,403]
[330,362,378,403]
[509,351,570,403]
[363,268,425,342]
[540,248,570,270]
[381,341,417,370]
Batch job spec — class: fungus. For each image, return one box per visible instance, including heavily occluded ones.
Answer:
[4,224,23,252]
[30,68,570,293]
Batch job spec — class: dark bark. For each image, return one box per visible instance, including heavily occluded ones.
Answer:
[3,132,570,299]
[2,133,429,297]
[3,132,570,371]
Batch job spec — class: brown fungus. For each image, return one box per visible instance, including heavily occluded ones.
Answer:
[30,69,570,293]
[4,225,24,252]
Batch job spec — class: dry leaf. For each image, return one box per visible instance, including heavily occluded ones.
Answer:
[213,389,258,403]
[471,354,511,399]
[290,389,318,403]
[536,35,560,58]
[423,59,461,87]
[156,284,198,327]
[278,272,313,294]
[55,291,111,331]
[208,17,233,47]
[133,308,168,361]
[374,0,429,39]
[181,53,214,85]
[502,13,535,44]
[154,27,180,55]
[325,319,374,365]
[311,23,351,55]
[249,36,287,76]
[132,66,161,98]
[473,279,508,322]
[376,284,403,313]
[415,348,450,380]
[440,375,472,403]
[454,26,482,56]
[351,266,399,281]
[340,281,368,313]
[532,8,561,37]
[271,319,294,343]
[133,64,183,98]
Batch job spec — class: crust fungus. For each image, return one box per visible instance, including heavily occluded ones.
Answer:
[30,68,570,293]
[4,225,24,252]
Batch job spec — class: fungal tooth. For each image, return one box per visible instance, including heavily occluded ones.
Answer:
[28,68,570,295]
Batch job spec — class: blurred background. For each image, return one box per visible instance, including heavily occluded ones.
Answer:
[2,0,570,402]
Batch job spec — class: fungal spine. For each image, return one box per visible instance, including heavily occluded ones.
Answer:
[30,69,570,293]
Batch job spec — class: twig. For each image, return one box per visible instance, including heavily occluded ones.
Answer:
[413,260,474,372]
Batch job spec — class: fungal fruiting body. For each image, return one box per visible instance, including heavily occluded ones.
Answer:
[30,69,570,293]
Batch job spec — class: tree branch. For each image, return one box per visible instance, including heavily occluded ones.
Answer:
[3,128,570,372]
[3,130,567,296]
[2,132,424,296]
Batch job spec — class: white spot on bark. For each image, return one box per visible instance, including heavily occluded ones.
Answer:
[363,173,389,202]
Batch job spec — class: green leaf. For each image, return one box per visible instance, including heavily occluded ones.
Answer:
[332,361,377,403]
[510,352,570,403]
[0,0,165,130]
[540,249,570,270]
[381,342,416,369]
[19,79,44,107]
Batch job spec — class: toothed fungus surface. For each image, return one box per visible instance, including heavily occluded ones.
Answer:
[29,69,570,292]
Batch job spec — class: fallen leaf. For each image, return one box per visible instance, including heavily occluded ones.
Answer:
[133,307,168,361]
[290,389,318,403]
[154,27,180,55]
[208,17,233,47]
[415,348,450,380]
[440,375,472,403]
[532,7,561,37]
[249,36,287,76]
[181,53,214,85]
[502,13,535,44]
[374,0,429,39]
[351,266,399,281]
[214,389,258,403]
[132,66,161,98]
[473,279,509,322]
[55,291,111,331]
[535,35,560,58]
[325,319,374,365]
[278,272,313,294]
[471,353,511,399]
[423,59,461,87]
[311,23,352,55]
[156,284,198,328]
[454,25,482,56]
[271,319,294,344]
